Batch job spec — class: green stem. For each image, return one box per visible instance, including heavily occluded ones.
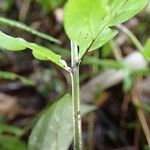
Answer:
[116,25,144,52]
[71,41,83,150]
[110,39,122,61]
[0,17,60,44]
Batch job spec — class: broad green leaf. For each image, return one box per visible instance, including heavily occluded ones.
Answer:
[28,94,96,150]
[143,38,150,61]
[64,0,148,59]
[0,17,60,44]
[0,135,27,150]
[0,31,69,71]
[0,71,35,86]
[108,0,149,26]
[64,0,110,58]
[28,94,73,150]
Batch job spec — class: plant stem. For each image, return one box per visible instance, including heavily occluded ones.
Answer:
[110,39,122,61]
[71,41,83,150]
[133,97,150,147]
[116,25,144,52]
[132,78,150,147]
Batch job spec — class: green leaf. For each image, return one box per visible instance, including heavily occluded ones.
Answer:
[0,71,35,86]
[28,94,72,150]
[0,123,23,137]
[108,0,148,26]
[0,17,60,44]
[0,31,69,71]
[0,135,27,150]
[64,0,148,59]
[64,0,111,58]
[90,28,118,52]
[143,38,150,61]
[28,94,96,150]
[101,43,112,58]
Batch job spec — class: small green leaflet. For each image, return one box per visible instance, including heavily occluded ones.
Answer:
[0,31,69,71]
[28,94,96,150]
[64,0,148,59]
[0,17,60,44]
[0,71,35,86]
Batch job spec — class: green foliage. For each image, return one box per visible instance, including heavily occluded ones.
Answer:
[122,67,149,92]
[28,94,96,150]
[0,17,60,44]
[0,31,69,71]
[102,43,112,58]
[0,0,149,149]
[64,0,114,58]
[37,0,66,12]
[143,38,150,61]
[123,69,133,92]
[64,0,148,59]
[28,94,73,150]
[144,145,150,150]
[0,135,27,150]
[84,57,122,69]
[0,71,35,86]
[139,102,150,113]
[0,123,23,137]
[0,0,15,13]
[107,0,148,26]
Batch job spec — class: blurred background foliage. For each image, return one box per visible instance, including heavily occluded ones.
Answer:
[0,0,150,150]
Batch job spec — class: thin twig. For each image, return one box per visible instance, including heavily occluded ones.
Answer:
[110,39,123,61]
[132,78,150,147]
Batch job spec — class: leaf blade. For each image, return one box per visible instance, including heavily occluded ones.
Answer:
[64,0,148,58]
[28,94,72,150]
[64,0,109,57]
[0,71,35,86]
[108,0,148,26]
[0,31,69,71]
[28,94,96,150]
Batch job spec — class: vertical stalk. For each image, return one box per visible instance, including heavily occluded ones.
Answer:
[71,41,83,150]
